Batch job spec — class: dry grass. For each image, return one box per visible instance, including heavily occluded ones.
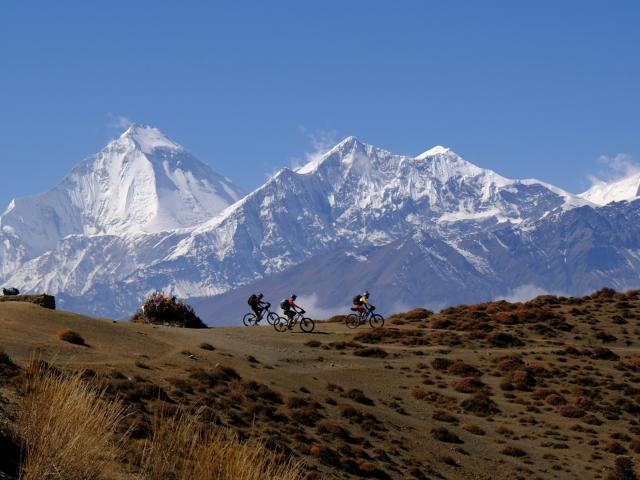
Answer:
[138,408,304,480]
[18,366,127,480]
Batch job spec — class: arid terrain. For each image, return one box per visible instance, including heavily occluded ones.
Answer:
[1,288,639,479]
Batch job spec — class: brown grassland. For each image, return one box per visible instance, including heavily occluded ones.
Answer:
[0,287,639,479]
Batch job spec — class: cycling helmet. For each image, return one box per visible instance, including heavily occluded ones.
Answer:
[363,291,370,298]
[258,293,264,299]
[291,294,297,300]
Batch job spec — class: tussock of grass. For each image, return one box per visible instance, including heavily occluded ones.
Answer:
[139,408,304,480]
[18,366,126,480]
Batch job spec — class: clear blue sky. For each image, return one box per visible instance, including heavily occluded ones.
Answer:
[1,1,639,209]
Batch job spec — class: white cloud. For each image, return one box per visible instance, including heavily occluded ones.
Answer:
[106,113,133,130]
[296,292,346,320]
[588,153,639,186]
[292,127,339,170]
[495,284,553,303]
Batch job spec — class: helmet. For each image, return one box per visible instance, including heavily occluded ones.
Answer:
[291,294,297,300]
[363,291,370,298]
[258,293,264,299]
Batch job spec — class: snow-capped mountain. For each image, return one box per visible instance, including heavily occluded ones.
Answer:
[0,125,243,290]
[2,129,638,323]
[579,173,640,205]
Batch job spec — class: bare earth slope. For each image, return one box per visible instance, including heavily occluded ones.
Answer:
[1,289,639,479]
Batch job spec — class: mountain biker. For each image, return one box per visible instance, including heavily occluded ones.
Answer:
[352,291,373,318]
[281,294,304,329]
[247,293,268,320]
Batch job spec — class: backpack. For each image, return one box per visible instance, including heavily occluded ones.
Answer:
[280,299,290,310]
[353,294,362,305]
[247,294,258,306]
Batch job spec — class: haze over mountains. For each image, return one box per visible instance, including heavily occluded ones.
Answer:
[1,125,639,324]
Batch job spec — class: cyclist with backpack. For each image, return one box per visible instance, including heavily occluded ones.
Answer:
[247,293,269,322]
[352,291,373,318]
[280,294,305,329]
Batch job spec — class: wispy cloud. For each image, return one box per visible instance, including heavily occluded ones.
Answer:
[296,292,346,320]
[290,127,339,170]
[588,153,639,186]
[495,284,566,303]
[106,113,133,130]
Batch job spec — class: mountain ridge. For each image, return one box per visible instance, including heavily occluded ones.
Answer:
[2,127,639,322]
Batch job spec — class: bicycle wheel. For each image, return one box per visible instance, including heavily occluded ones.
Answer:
[299,317,315,333]
[273,317,288,332]
[243,313,257,326]
[369,314,385,328]
[266,311,279,326]
[345,314,360,329]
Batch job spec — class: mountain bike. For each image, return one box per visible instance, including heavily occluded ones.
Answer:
[274,310,315,333]
[243,303,279,326]
[345,306,384,329]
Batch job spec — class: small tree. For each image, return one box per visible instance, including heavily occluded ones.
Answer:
[132,292,207,328]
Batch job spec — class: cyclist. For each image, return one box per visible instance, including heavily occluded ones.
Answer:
[247,293,268,321]
[352,291,373,319]
[280,294,304,329]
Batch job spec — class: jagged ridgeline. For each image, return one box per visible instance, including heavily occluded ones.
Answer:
[1,126,640,323]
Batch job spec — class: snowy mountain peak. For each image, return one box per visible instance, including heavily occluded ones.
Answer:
[416,145,451,159]
[0,126,244,257]
[579,173,640,206]
[119,124,182,154]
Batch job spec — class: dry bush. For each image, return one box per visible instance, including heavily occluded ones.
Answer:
[57,329,86,346]
[198,342,215,351]
[460,393,500,417]
[18,367,126,480]
[500,446,527,457]
[453,376,486,394]
[605,456,639,480]
[132,292,207,328]
[139,408,304,480]
[430,427,462,444]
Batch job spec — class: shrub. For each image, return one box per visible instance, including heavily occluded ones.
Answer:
[57,329,86,346]
[353,347,388,358]
[431,427,462,444]
[346,388,374,406]
[487,332,524,347]
[605,457,639,480]
[198,342,215,351]
[460,393,500,417]
[500,446,527,457]
[132,292,207,328]
[453,376,486,394]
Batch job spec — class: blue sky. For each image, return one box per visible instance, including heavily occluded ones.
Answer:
[1,1,639,208]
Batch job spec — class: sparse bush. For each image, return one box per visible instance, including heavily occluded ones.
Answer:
[353,347,388,358]
[57,329,86,346]
[346,388,374,406]
[500,446,527,457]
[198,342,215,351]
[431,427,462,444]
[605,456,639,480]
[460,393,500,417]
[453,376,485,393]
[462,424,485,435]
[132,292,207,328]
